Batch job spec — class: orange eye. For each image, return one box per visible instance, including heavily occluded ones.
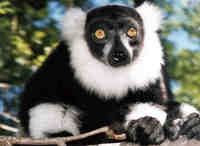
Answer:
[95,29,105,39]
[127,27,137,38]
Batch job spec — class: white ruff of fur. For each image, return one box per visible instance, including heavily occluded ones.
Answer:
[61,3,164,99]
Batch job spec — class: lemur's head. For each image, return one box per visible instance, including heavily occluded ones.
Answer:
[62,2,164,99]
[85,5,144,67]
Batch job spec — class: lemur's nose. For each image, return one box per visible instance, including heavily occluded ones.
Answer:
[108,48,130,67]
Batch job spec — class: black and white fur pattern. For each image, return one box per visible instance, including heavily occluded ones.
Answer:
[19,2,200,145]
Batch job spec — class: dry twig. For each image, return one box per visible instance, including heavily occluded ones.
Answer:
[0,126,126,145]
[0,124,18,133]
[160,73,168,101]
[0,112,20,123]
[0,83,10,89]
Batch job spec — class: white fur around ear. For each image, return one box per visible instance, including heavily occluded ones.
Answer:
[136,2,163,32]
[61,8,86,43]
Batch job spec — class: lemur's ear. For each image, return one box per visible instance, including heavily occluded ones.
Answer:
[61,8,86,43]
[136,1,163,32]
[134,0,152,8]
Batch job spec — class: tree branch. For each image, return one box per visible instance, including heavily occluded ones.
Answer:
[0,126,126,145]
[0,83,10,89]
[0,124,18,133]
[160,73,168,102]
[0,112,20,123]
[0,126,200,146]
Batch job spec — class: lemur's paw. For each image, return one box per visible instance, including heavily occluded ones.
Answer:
[126,116,165,144]
[164,120,181,141]
[180,113,200,140]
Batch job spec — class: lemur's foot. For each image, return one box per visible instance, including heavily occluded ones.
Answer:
[126,116,165,144]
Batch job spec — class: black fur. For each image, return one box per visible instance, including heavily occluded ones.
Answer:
[86,5,143,23]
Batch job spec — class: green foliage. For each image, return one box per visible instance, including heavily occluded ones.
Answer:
[157,1,200,108]
[0,1,14,14]
[0,0,59,84]
[0,0,90,85]
[173,49,200,108]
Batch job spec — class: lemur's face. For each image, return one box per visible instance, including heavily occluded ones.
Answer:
[85,5,144,67]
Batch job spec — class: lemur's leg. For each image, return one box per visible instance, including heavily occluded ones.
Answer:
[28,103,81,138]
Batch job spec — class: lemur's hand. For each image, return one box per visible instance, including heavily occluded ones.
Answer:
[180,113,200,140]
[122,103,167,144]
[127,116,165,144]
[165,102,200,140]
[164,118,183,140]
[165,113,200,140]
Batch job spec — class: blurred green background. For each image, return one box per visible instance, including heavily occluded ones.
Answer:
[0,0,200,136]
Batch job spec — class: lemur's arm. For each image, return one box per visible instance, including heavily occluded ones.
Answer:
[111,102,200,144]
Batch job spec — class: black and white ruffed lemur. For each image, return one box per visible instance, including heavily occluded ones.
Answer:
[19,1,200,145]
